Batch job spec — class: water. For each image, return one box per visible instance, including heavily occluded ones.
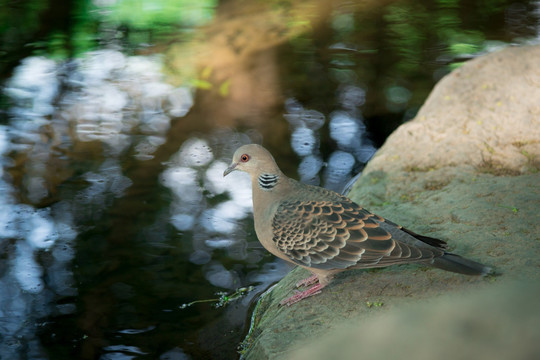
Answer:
[0,0,539,359]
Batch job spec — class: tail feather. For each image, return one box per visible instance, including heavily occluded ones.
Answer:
[433,253,492,276]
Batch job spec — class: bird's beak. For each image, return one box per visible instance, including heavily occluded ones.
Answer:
[223,163,237,177]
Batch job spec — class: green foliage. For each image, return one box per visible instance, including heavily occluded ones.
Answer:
[0,0,47,38]
[68,0,100,56]
[497,204,519,214]
[100,0,217,29]
[384,0,487,73]
[0,0,49,74]
[0,0,218,73]
[384,3,429,73]
[179,286,255,309]
[366,299,384,308]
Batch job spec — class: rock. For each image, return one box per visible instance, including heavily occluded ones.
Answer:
[291,280,540,360]
[240,45,540,360]
[365,45,540,176]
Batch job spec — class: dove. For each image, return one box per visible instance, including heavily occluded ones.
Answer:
[223,144,491,306]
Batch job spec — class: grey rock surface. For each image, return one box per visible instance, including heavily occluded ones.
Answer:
[241,45,540,360]
[291,280,540,360]
[366,44,540,175]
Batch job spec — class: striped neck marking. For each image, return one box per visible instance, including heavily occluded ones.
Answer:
[258,173,279,190]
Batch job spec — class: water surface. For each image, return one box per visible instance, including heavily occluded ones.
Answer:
[0,0,538,359]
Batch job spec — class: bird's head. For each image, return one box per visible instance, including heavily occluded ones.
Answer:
[223,144,281,179]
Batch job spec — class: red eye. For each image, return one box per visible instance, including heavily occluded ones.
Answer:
[240,154,250,162]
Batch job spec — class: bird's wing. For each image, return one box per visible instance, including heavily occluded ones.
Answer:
[375,217,448,250]
[271,198,444,270]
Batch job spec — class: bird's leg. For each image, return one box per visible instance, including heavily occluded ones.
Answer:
[280,282,326,306]
[295,273,319,288]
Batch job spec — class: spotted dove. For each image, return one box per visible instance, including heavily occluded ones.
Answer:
[224,144,491,306]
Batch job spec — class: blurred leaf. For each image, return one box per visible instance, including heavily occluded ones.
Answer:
[450,43,478,55]
[192,79,212,90]
[219,79,231,97]
[201,66,212,79]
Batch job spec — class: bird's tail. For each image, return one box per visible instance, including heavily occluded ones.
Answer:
[432,253,492,276]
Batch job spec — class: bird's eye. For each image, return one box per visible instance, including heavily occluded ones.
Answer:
[240,154,250,162]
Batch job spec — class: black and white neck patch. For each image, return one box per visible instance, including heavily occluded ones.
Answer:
[258,173,279,190]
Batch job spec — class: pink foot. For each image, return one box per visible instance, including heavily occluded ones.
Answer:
[280,283,325,306]
[296,274,319,288]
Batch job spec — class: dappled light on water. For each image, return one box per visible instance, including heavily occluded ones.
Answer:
[1,0,539,359]
[284,94,376,191]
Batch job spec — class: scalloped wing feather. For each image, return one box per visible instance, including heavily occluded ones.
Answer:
[271,197,445,271]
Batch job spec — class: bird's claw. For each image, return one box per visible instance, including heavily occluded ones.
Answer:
[280,283,324,306]
[295,274,319,288]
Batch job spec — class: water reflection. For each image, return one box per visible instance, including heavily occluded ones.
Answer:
[284,85,376,191]
[76,159,133,214]
[0,198,77,357]
[4,50,193,207]
[0,50,200,359]
[63,50,192,155]
[1,0,539,358]
[160,136,256,288]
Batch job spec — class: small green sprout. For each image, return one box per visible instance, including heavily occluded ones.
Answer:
[366,300,384,308]
[179,286,254,310]
[497,204,518,214]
